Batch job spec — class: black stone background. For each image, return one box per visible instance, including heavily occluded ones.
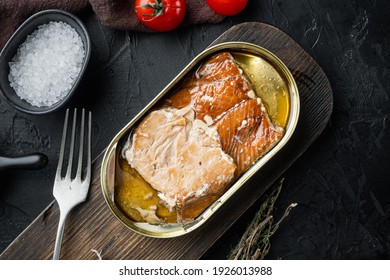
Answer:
[0,0,389,259]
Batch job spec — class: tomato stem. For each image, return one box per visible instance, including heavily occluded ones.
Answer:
[136,0,165,18]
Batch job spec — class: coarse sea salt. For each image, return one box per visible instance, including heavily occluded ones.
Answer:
[8,21,85,107]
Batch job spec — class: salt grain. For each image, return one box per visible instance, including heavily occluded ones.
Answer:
[8,21,85,107]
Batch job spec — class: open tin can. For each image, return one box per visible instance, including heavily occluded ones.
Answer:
[100,42,300,237]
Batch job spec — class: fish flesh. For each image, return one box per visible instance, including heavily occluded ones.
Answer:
[164,52,254,124]
[124,107,236,222]
[213,98,284,175]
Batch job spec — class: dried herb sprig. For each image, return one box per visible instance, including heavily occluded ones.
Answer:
[229,179,297,260]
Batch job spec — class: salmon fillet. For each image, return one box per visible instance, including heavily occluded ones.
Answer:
[164,52,254,123]
[213,98,284,175]
[124,107,236,222]
[122,51,285,223]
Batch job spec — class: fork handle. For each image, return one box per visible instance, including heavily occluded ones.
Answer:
[53,211,69,260]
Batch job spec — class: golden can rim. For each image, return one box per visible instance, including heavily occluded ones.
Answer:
[100,41,300,238]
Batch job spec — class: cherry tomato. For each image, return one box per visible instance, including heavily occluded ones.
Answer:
[206,0,248,16]
[134,0,186,32]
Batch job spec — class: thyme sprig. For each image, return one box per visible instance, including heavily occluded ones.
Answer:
[229,179,297,260]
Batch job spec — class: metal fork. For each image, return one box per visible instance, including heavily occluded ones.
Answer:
[52,108,92,260]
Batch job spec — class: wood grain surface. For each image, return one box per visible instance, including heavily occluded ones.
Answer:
[0,22,333,260]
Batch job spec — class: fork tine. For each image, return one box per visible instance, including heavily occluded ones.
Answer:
[55,109,69,179]
[85,111,92,183]
[65,109,77,179]
[75,109,85,180]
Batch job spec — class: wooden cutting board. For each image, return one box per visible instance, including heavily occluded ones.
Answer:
[0,22,333,260]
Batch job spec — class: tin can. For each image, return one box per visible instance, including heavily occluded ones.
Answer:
[100,42,300,237]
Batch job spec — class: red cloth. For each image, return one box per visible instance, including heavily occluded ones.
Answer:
[0,0,224,49]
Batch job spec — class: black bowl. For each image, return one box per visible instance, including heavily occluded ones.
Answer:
[0,9,91,115]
